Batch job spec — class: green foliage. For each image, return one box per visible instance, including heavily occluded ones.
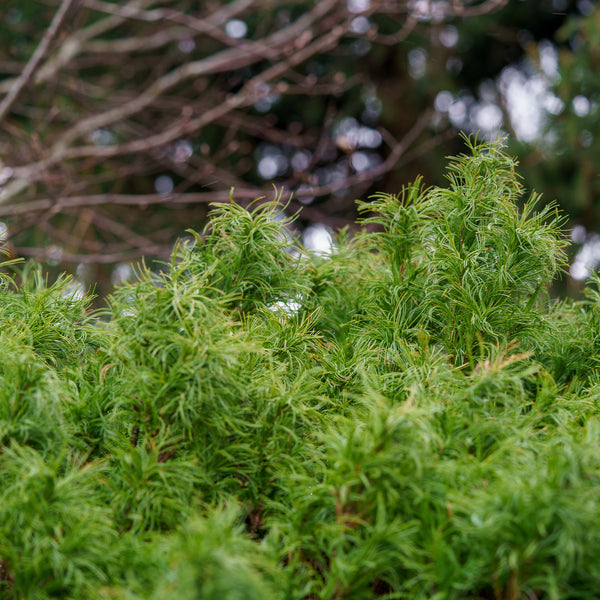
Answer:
[140,504,282,600]
[0,447,117,599]
[0,335,68,455]
[0,266,99,369]
[358,135,567,366]
[3,138,600,599]
[178,198,310,313]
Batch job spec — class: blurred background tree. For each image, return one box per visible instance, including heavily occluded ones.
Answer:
[0,0,596,300]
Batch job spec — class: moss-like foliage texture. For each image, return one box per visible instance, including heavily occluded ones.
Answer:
[2,138,600,599]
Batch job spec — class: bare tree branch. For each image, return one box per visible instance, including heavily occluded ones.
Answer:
[81,0,277,58]
[0,0,80,125]
[449,0,509,18]
[0,0,164,95]
[14,245,172,264]
[0,0,510,289]
[292,111,435,200]
[0,191,263,218]
[54,0,338,150]
[6,8,347,180]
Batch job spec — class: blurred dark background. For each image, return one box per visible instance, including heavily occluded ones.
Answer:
[0,0,598,302]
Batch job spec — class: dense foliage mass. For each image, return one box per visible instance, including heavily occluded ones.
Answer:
[2,139,600,599]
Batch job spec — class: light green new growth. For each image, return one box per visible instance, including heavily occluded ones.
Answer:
[1,137,600,599]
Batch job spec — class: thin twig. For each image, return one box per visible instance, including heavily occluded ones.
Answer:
[449,0,509,17]
[51,0,338,151]
[14,244,172,264]
[0,0,80,125]
[293,110,433,200]
[0,0,165,94]
[0,190,264,218]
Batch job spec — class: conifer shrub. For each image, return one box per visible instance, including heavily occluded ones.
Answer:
[3,137,600,599]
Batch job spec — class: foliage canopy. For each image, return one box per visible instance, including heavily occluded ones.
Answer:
[1,138,600,599]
